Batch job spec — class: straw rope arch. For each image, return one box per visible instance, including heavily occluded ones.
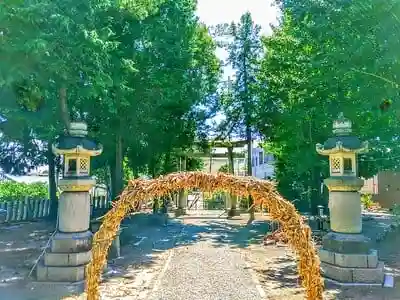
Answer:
[85,172,324,300]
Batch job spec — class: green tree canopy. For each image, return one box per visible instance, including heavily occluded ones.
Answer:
[0,0,220,201]
[256,1,400,212]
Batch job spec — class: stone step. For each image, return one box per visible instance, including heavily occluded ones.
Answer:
[321,261,385,284]
[36,260,85,282]
[44,250,91,267]
[319,248,379,268]
[51,231,92,253]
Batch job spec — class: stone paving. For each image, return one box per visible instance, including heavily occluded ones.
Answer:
[148,218,264,300]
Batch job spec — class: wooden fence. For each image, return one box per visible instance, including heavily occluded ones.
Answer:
[0,195,110,223]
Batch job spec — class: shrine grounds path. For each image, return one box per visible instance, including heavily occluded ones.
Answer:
[148,216,265,300]
[0,210,399,299]
[147,211,400,300]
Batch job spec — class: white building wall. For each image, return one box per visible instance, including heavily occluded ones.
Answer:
[200,141,275,179]
[360,175,378,194]
[201,156,247,176]
[251,147,275,179]
[202,157,229,174]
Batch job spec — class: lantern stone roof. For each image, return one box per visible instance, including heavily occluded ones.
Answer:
[323,136,363,151]
[52,122,102,156]
[55,136,100,151]
[316,113,368,155]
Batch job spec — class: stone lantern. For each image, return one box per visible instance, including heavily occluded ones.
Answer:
[316,113,368,233]
[316,113,385,284]
[37,122,102,282]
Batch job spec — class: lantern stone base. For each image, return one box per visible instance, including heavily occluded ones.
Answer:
[50,231,93,253]
[36,231,93,282]
[227,208,240,217]
[320,261,385,284]
[225,194,239,217]
[44,250,91,267]
[36,261,86,282]
[322,232,371,254]
[175,208,186,217]
[319,232,385,284]
[36,259,109,282]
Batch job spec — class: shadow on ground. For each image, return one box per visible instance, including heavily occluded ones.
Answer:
[0,212,273,299]
[3,212,398,300]
[254,256,300,288]
[173,216,272,249]
[66,215,400,300]
[104,218,400,300]
[0,214,176,299]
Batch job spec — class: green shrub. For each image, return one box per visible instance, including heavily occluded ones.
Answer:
[203,192,225,209]
[205,198,224,209]
[218,164,229,173]
[361,193,374,209]
[0,181,48,202]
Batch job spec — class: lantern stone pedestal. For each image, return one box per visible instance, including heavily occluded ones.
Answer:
[36,122,102,282]
[175,190,187,216]
[226,194,240,217]
[175,158,187,216]
[316,114,385,285]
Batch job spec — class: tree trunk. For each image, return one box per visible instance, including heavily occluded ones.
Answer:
[110,162,116,200]
[163,151,172,174]
[149,155,158,178]
[152,197,159,214]
[59,86,70,130]
[112,134,124,200]
[241,46,254,225]
[227,146,234,174]
[310,166,323,214]
[246,125,255,225]
[47,141,58,223]
[208,146,213,173]
[177,156,187,213]
[227,145,238,217]
[307,118,324,214]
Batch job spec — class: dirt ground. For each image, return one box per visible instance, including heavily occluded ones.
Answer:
[242,224,400,300]
[0,220,177,300]
[0,213,399,300]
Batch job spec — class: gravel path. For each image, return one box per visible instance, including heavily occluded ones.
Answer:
[149,230,264,300]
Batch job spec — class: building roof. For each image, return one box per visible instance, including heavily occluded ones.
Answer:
[3,174,49,184]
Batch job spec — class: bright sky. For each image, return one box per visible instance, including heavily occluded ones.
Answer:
[196,0,280,79]
[196,0,280,34]
[196,0,281,128]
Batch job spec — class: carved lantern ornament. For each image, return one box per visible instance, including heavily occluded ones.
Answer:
[52,122,103,192]
[316,113,368,178]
